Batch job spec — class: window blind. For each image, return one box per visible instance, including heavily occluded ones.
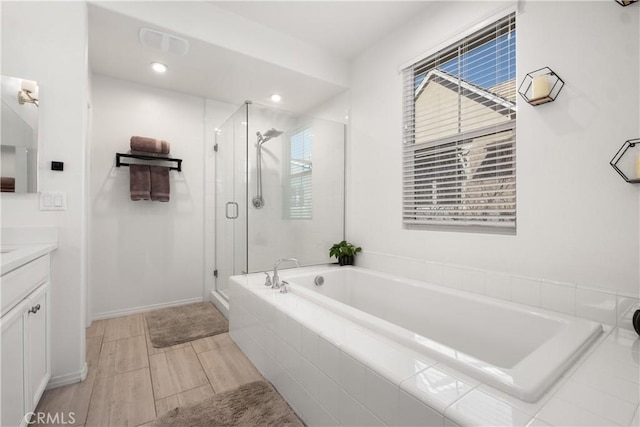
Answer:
[287,126,313,219]
[402,13,516,229]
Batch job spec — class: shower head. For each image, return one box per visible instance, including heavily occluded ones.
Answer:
[257,128,283,145]
[264,128,283,138]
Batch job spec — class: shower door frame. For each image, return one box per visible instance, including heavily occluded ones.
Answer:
[213,102,249,304]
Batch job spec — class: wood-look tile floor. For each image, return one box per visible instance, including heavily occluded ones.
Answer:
[34,313,263,427]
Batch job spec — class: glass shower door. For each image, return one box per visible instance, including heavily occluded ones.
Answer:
[214,104,248,299]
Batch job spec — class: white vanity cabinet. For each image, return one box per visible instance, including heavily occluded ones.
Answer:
[1,253,51,427]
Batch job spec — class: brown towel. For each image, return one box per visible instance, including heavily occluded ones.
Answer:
[1,177,15,192]
[150,165,170,202]
[130,165,151,201]
[130,136,170,154]
[130,150,167,158]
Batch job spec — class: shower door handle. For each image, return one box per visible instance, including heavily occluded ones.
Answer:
[225,202,239,219]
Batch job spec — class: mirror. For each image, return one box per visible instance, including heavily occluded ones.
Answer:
[1,75,39,193]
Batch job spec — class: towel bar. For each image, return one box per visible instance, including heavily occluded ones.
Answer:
[115,153,182,172]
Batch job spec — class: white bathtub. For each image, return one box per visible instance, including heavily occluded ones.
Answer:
[279,266,602,403]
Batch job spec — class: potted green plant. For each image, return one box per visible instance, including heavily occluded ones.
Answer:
[329,240,362,266]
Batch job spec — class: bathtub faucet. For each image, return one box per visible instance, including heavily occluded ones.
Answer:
[272,258,300,290]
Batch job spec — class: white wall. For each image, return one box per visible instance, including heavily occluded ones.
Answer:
[1,1,89,385]
[89,75,235,317]
[349,1,640,298]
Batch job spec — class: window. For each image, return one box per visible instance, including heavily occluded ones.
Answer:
[402,13,516,229]
[285,126,313,219]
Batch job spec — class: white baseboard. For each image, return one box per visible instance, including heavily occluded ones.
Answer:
[91,297,203,321]
[46,362,87,389]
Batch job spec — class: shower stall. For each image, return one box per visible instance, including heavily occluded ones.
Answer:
[210,102,346,306]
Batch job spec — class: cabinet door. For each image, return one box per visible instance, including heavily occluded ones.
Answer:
[26,283,49,411]
[1,302,27,427]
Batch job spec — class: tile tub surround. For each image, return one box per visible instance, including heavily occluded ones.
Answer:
[356,251,640,331]
[276,266,601,403]
[229,268,640,426]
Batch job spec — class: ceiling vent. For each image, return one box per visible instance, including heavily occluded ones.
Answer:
[139,28,190,56]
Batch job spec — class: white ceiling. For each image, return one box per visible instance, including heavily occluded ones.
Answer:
[210,1,432,60]
[88,2,432,113]
[88,4,347,113]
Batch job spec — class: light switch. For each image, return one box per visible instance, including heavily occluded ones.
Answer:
[40,191,67,211]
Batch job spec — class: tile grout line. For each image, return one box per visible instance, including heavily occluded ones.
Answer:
[84,331,104,427]
[142,317,162,422]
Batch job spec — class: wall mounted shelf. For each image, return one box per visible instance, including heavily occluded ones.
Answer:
[610,138,640,183]
[115,153,182,172]
[518,67,564,106]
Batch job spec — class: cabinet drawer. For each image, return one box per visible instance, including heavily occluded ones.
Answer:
[1,255,49,317]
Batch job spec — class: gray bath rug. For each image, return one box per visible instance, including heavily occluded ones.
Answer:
[152,381,304,427]
[145,302,228,348]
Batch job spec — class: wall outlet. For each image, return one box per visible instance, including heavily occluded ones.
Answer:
[40,191,67,211]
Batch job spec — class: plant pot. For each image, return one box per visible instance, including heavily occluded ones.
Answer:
[338,255,354,266]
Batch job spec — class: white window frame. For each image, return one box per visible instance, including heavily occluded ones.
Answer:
[402,12,517,231]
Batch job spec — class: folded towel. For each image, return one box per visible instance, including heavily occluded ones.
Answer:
[130,150,168,158]
[1,177,15,192]
[130,165,151,201]
[150,165,170,202]
[130,136,170,154]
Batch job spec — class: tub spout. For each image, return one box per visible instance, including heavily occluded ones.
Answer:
[272,258,300,289]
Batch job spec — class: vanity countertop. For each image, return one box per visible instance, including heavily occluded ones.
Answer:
[1,243,57,276]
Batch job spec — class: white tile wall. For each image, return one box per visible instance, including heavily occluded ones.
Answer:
[576,288,618,325]
[364,369,399,425]
[511,276,542,307]
[316,335,341,382]
[358,251,640,329]
[540,281,576,316]
[397,390,442,426]
[617,295,640,331]
[485,271,512,301]
[337,351,367,404]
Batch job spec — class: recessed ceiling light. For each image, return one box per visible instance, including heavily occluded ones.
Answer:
[270,94,282,102]
[151,62,168,73]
